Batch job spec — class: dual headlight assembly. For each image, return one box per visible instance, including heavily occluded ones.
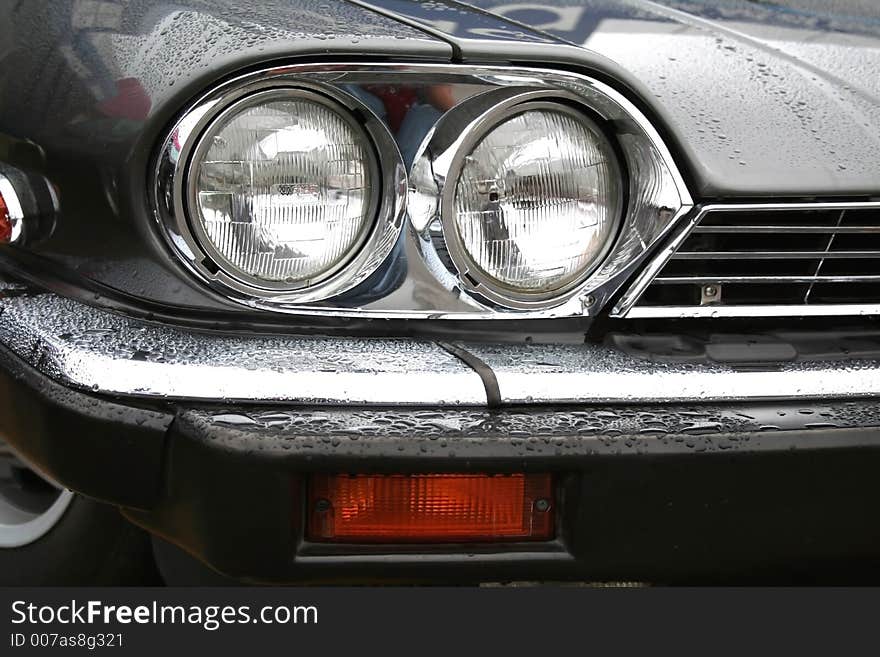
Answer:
[155,64,690,318]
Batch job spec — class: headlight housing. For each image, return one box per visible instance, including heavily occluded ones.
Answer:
[154,64,690,318]
[447,101,623,305]
[189,89,378,290]
[155,81,405,304]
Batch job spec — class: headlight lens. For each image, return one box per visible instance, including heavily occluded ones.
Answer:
[452,106,622,297]
[191,90,376,288]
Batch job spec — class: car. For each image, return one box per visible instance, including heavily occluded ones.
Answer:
[1,0,879,585]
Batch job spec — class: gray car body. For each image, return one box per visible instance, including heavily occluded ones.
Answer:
[0,0,878,312]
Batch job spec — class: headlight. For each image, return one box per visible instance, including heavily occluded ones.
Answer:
[446,101,623,304]
[188,89,378,290]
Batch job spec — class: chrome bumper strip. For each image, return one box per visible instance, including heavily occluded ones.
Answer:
[457,342,880,404]
[0,293,486,405]
[2,291,880,405]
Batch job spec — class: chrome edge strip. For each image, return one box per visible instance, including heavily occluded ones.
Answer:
[613,201,880,318]
[458,341,880,404]
[609,204,696,317]
[0,292,486,405]
[3,289,880,404]
[627,304,880,318]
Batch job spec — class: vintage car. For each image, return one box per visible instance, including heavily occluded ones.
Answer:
[1,0,879,584]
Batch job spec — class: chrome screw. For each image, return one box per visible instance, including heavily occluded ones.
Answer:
[701,284,721,306]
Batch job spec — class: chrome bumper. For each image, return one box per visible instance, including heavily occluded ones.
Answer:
[1,289,879,405]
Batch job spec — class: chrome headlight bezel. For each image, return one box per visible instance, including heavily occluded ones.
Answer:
[432,91,625,310]
[155,80,406,304]
[153,63,692,319]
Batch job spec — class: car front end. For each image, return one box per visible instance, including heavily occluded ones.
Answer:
[1,0,879,584]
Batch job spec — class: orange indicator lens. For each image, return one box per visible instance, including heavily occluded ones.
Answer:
[307,473,554,543]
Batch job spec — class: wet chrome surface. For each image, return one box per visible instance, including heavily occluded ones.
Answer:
[3,284,880,405]
[0,0,452,314]
[458,340,880,404]
[0,291,485,405]
[157,79,408,305]
[614,201,880,318]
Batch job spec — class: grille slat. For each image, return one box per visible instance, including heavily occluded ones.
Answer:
[693,225,880,234]
[673,251,880,259]
[630,204,880,314]
[654,275,880,284]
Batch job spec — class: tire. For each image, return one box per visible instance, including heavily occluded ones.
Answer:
[2,495,160,586]
[0,445,160,585]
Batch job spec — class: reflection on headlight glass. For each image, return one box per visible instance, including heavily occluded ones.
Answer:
[453,108,620,293]
[194,97,373,285]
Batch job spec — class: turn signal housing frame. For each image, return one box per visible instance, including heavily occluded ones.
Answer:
[306,473,555,544]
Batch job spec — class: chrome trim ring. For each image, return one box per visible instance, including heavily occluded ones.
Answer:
[406,65,692,318]
[613,201,880,318]
[433,92,625,309]
[185,88,381,293]
[0,175,24,244]
[155,80,407,304]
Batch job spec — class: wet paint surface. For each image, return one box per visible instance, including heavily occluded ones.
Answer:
[2,1,880,320]
[379,0,880,196]
[0,1,450,311]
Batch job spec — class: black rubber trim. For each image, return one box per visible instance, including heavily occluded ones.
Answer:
[172,402,880,467]
[437,341,501,407]
[343,0,466,61]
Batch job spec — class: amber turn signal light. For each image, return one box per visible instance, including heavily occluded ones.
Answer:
[0,192,10,244]
[307,473,554,543]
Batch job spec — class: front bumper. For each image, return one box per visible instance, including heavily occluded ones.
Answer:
[4,289,880,405]
[2,287,880,583]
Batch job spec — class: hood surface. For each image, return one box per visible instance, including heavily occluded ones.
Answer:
[374,0,880,198]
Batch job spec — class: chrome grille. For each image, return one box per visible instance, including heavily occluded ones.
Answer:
[619,202,880,318]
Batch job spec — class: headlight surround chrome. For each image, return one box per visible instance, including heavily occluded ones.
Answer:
[437,93,624,309]
[155,81,406,304]
[154,63,691,318]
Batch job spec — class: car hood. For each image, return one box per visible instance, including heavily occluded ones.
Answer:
[375,0,880,198]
